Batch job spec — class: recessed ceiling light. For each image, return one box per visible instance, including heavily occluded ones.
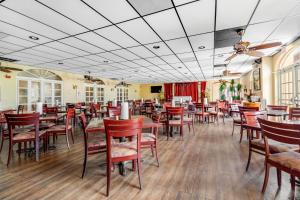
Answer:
[58,62,63,65]
[178,67,182,69]
[134,70,139,73]
[153,45,160,49]
[103,60,109,63]
[198,46,205,50]
[184,72,188,74]
[29,36,39,40]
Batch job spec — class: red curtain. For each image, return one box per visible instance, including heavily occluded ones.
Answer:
[174,82,199,102]
[164,83,173,101]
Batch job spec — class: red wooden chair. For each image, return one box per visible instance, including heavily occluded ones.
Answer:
[5,113,45,166]
[166,107,184,140]
[0,110,15,153]
[237,106,259,142]
[267,105,288,112]
[141,113,160,166]
[103,117,144,196]
[194,102,209,123]
[258,118,300,200]
[78,113,106,178]
[289,107,300,120]
[45,108,75,149]
[208,101,225,123]
[107,106,121,117]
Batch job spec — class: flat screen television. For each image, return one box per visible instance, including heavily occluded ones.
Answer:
[151,86,162,93]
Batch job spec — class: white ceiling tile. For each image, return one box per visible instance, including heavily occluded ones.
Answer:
[251,0,299,24]
[60,37,104,54]
[160,54,181,64]
[199,58,213,67]
[269,15,300,44]
[145,42,173,56]
[166,38,191,53]
[45,42,88,56]
[83,0,139,23]
[22,49,63,60]
[31,46,75,58]
[71,57,99,65]
[176,52,195,62]
[8,52,52,63]
[1,0,84,36]
[132,59,152,67]
[97,52,126,62]
[243,20,281,43]
[118,18,161,44]
[189,32,214,51]
[1,36,37,48]
[144,9,185,40]
[127,46,155,58]
[173,0,195,6]
[76,32,120,51]
[112,49,140,60]
[37,0,111,29]
[0,47,14,54]
[158,64,175,70]
[95,26,139,48]
[177,0,215,35]
[216,0,258,30]
[146,57,166,65]
[195,49,213,61]
[0,40,23,51]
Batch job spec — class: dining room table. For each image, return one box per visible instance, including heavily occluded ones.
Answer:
[86,115,161,175]
[267,110,289,120]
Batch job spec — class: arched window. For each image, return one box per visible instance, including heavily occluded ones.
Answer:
[17,69,63,111]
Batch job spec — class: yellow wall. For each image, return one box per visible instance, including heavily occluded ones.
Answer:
[0,61,140,110]
[139,84,163,100]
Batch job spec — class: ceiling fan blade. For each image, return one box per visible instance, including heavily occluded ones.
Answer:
[225,53,237,62]
[245,50,265,57]
[0,68,12,73]
[248,42,282,51]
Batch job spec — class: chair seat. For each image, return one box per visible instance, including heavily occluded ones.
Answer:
[47,124,72,133]
[87,140,106,152]
[169,120,182,125]
[195,112,209,116]
[141,133,156,143]
[13,130,46,141]
[111,142,137,158]
[183,117,193,122]
[251,139,299,153]
[269,151,300,173]
[39,122,56,130]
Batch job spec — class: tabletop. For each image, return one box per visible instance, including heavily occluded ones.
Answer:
[86,115,159,133]
[266,110,289,116]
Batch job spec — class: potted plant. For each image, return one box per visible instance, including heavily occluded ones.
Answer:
[236,83,242,100]
[219,81,227,100]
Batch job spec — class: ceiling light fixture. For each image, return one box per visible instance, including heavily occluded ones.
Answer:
[29,36,39,40]
[198,46,205,50]
[153,45,160,49]
[178,67,182,69]
[58,62,63,65]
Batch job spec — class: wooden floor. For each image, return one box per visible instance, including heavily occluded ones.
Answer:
[0,119,297,200]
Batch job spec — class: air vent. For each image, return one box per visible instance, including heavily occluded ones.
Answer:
[0,56,19,62]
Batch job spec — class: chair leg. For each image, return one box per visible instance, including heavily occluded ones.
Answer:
[262,163,270,193]
[232,123,235,136]
[150,145,154,156]
[137,158,142,190]
[180,126,183,140]
[167,125,169,140]
[276,168,281,188]
[81,146,88,179]
[192,122,195,135]
[7,142,12,166]
[0,135,4,153]
[239,126,244,143]
[154,145,159,167]
[65,134,70,150]
[291,175,295,200]
[106,161,111,197]
[70,129,74,144]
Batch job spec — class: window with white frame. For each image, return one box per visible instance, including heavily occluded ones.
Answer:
[85,84,105,103]
[17,69,63,111]
[116,87,128,102]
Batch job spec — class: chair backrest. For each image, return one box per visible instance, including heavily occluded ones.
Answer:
[243,111,267,127]
[163,102,171,110]
[17,105,24,114]
[267,105,287,112]
[187,104,196,111]
[78,112,88,150]
[194,102,202,109]
[166,107,184,123]
[5,113,40,137]
[89,103,98,118]
[66,103,75,109]
[46,106,58,115]
[66,108,75,127]
[104,117,144,158]
[151,112,161,123]
[238,106,259,123]
[107,106,121,117]
[217,101,226,109]
[258,118,300,156]
[289,107,300,120]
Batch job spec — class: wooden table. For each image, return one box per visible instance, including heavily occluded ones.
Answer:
[267,110,289,119]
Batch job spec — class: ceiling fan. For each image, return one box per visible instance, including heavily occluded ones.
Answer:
[225,29,282,62]
[83,71,105,85]
[115,78,131,87]
[0,62,23,73]
[213,79,229,84]
[213,64,242,78]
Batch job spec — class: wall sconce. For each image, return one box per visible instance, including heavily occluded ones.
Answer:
[73,84,78,90]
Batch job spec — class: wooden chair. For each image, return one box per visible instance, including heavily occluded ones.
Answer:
[107,106,121,117]
[144,102,154,118]
[45,108,75,149]
[103,117,144,196]
[5,113,45,166]
[194,102,209,123]
[141,113,160,167]
[0,110,15,153]
[78,113,106,178]
[237,106,259,143]
[267,105,288,112]
[166,107,184,140]
[258,118,300,200]
[209,101,225,123]
[289,107,300,120]
[17,105,24,114]
[244,111,299,172]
